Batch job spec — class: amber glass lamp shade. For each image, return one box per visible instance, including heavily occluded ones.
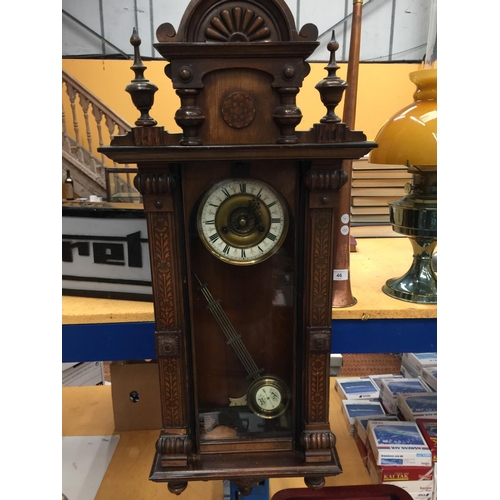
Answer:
[369,68,437,167]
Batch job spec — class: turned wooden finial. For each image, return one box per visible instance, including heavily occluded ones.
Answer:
[125,28,158,127]
[315,31,348,124]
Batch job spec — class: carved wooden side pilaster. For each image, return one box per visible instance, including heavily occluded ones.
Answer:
[136,168,192,468]
[301,167,345,463]
[175,88,205,145]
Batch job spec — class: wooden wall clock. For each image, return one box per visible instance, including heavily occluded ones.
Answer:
[100,0,376,496]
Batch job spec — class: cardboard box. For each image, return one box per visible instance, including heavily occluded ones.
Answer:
[416,419,437,463]
[367,449,433,483]
[401,357,420,379]
[380,378,432,414]
[403,353,437,375]
[329,354,343,377]
[365,440,434,499]
[432,462,437,500]
[335,377,380,400]
[341,400,386,434]
[384,483,433,500]
[110,360,161,431]
[420,367,437,392]
[62,361,104,387]
[397,393,437,421]
[354,414,400,445]
[369,373,404,390]
[367,420,432,467]
[353,430,368,466]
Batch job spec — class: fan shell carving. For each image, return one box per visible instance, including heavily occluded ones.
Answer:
[205,7,271,42]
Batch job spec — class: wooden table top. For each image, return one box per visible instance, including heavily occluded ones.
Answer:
[62,383,372,500]
[63,237,436,325]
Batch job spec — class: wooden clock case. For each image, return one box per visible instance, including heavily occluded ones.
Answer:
[100,0,376,495]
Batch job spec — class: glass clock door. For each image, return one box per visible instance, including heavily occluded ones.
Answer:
[182,160,298,453]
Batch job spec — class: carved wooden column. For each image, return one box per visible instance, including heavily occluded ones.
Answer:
[300,164,347,483]
[298,35,350,474]
[134,164,193,478]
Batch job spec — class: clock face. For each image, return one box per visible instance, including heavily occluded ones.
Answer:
[197,178,289,265]
[247,376,290,419]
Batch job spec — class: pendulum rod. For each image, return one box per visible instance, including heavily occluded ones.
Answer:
[195,275,262,379]
[195,274,264,380]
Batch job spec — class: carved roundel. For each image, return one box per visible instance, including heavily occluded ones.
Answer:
[221,92,256,129]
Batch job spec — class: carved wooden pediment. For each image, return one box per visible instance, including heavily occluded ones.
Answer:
[107,0,372,148]
[155,0,318,44]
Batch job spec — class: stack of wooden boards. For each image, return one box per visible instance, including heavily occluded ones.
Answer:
[349,157,411,238]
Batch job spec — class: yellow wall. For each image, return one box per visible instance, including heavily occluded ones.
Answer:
[62,59,421,142]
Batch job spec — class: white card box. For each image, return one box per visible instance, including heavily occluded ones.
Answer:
[420,367,437,392]
[380,378,432,414]
[385,483,433,500]
[432,462,437,500]
[341,400,386,434]
[354,414,400,445]
[335,377,380,400]
[401,356,420,379]
[367,420,432,467]
[369,373,403,390]
[404,353,437,375]
[397,393,437,421]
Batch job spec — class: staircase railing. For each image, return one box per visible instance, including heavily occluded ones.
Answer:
[62,69,137,198]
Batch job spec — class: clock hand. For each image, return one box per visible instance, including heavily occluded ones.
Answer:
[247,201,262,221]
[261,388,271,400]
[194,274,264,381]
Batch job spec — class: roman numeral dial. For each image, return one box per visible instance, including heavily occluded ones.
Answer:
[197,178,289,265]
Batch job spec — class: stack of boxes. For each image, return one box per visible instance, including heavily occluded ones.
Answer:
[379,377,433,415]
[401,353,437,381]
[335,353,437,500]
[336,377,384,435]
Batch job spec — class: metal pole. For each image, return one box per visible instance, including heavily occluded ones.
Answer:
[332,0,364,308]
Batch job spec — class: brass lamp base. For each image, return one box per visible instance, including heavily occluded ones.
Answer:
[382,237,437,304]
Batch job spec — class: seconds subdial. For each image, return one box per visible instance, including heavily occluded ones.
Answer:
[255,385,282,410]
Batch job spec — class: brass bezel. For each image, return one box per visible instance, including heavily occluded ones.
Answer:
[247,375,290,419]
